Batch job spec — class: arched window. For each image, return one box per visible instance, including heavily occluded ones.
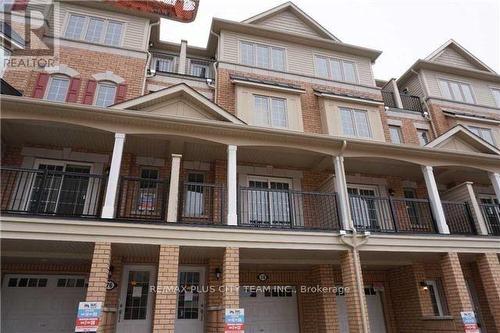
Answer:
[32,65,81,103]
[94,81,117,107]
[45,75,70,102]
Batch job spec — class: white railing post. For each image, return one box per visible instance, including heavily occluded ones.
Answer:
[101,133,126,219]
[227,145,238,226]
[421,165,450,234]
[488,172,500,202]
[334,155,351,230]
[167,154,182,222]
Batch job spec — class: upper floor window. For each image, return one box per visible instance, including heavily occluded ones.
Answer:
[469,126,495,145]
[340,108,371,138]
[240,41,286,71]
[417,129,430,146]
[156,57,175,73]
[46,75,70,102]
[64,14,124,47]
[315,56,358,83]
[94,82,117,107]
[389,126,403,144]
[189,59,210,78]
[254,95,288,128]
[491,88,500,107]
[438,79,475,104]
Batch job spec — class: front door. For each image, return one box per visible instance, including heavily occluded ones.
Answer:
[116,265,156,333]
[175,267,205,333]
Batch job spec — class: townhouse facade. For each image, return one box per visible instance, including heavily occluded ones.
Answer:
[1,1,500,333]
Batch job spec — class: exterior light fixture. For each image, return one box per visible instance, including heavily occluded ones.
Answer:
[215,268,222,280]
[420,281,428,290]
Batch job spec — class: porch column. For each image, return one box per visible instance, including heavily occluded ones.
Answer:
[334,155,351,230]
[421,165,450,234]
[227,145,238,226]
[440,252,474,330]
[86,242,112,333]
[312,265,339,332]
[152,245,180,333]
[390,79,404,109]
[221,247,239,332]
[477,253,500,331]
[167,154,182,222]
[488,172,500,202]
[102,133,126,218]
[340,250,370,333]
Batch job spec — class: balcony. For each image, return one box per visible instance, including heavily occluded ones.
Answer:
[382,91,423,113]
[238,187,340,231]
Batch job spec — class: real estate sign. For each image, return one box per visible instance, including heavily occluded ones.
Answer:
[75,301,103,333]
[225,308,245,333]
[460,311,479,333]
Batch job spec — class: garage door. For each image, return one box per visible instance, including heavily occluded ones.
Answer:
[240,286,299,333]
[336,286,387,333]
[1,275,87,333]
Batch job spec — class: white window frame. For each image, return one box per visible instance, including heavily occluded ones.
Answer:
[94,81,117,107]
[253,95,289,129]
[313,54,359,84]
[63,12,125,47]
[438,78,476,104]
[417,129,430,146]
[339,107,372,138]
[389,125,403,144]
[490,87,500,107]
[468,126,496,145]
[44,74,70,102]
[238,40,287,71]
[426,280,446,317]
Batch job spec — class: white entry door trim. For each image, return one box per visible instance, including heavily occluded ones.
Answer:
[116,265,156,333]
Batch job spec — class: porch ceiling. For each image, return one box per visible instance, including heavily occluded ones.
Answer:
[238,146,330,171]
[433,166,490,186]
[344,157,423,180]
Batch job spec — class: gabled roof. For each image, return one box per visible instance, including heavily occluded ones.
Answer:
[426,125,500,155]
[425,39,496,74]
[241,2,340,41]
[112,84,245,124]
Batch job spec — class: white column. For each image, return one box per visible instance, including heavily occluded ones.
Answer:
[488,172,500,202]
[421,165,450,234]
[227,145,238,226]
[101,133,126,219]
[177,40,188,74]
[334,156,351,230]
[390,79,404,109]
[167,154,182,222]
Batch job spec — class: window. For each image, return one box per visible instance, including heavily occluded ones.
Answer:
[314,56,358,83]
[65,14,124,46]
[156,57,175,73]
[85,18,104,43]
[189,60,210,78]
[64,14,85,39]
[45,76,70,102]
[94,82,117,107]
[469,126,495,145]
[438,79,475,104]
[425,280,448,317]
[389,126,403,144]
[136,168,160,212]
[239,41,286,71]
[104,21,124,46]
[246,177,292,225]
[254,95,288,128]
[491,88,500,107]
[184,172,205,217]
[340,108,371,138]
[417,129,430,146]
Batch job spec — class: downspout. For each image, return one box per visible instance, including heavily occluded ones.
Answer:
[210,30,220,103]
[338,139,370,333]
[143,21,161,95]
[411,69,438,138]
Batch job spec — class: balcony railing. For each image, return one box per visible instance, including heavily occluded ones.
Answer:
[479,203,500,236]
[1,167,106,218]
[349,195,436,233]
[441,201,476,235]
[238,187,340,230]
[381,91,423,113]
[116,176,169,221]
[179,182,225,225]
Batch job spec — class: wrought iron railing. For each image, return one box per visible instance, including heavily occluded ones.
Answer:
[1,167,106,218]
[479,203,500,236]
[179,182,225,225]
[238,187,340,230]
[441,201,476,234]
[349,195,436,233]
[400,94,423,112]
[381,91,397,108]
[116,176,169,221]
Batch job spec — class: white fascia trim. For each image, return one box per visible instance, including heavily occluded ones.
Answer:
[425,126,500,154]
[314,92,384,106]
[231,78,306,94]
[443,110,500,125]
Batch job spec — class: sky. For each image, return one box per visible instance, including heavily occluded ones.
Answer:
[160,0,500,81]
